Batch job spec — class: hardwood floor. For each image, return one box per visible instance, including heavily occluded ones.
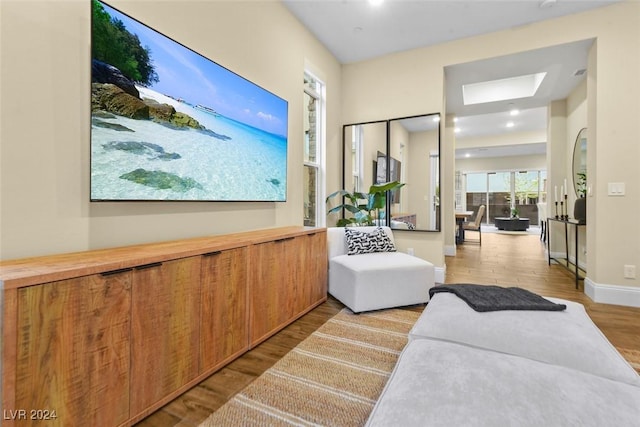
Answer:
[137,231,640,426]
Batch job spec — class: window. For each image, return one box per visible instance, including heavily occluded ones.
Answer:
[464,169,546,224]
[351,125,363,192]
[303,71,325,226]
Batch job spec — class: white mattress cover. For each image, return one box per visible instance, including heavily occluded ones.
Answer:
[409,293,640,386]
[367,339,640,427]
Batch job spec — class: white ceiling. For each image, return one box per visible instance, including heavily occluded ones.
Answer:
[447,38,593,143]
[283,0,616,158]
[282,0,616,64]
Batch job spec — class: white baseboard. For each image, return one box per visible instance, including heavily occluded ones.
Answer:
[444,245,456,257]
[434,265,446,284]
[584,278,640,308]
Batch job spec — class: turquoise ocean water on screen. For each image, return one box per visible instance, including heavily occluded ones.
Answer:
[91,87,287,201]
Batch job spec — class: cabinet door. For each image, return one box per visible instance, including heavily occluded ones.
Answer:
[200,247,248,372]
[15,271,131,426]
[298,231,328,309]
[130,257,201,416]
[248,233,327,346]
[249,237,297,345]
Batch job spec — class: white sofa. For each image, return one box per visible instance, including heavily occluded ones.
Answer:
[327,226,435,313]
[366,292,640,426]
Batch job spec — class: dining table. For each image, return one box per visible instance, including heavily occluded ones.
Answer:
[455,210,474,244]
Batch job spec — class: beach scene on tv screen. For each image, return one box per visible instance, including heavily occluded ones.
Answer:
[90,0,288,201]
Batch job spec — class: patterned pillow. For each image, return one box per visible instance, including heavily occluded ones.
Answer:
[345,227,397,256]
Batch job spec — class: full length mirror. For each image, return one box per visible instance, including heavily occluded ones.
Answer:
[572,127,587,197]
[343,119,388,200]
[341,114,441,232]
[388,114,441,231]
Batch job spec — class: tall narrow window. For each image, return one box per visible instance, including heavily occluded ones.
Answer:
[303,71,325,226]
[351,125,363,192]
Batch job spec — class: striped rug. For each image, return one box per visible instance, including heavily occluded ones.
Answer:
[199,308,421,427]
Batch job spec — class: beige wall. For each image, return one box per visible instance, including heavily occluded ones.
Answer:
[456,154,547,174]
[456,130,547,151]
[0,0,341,259]
[388,120,408,215]
[341,1,640,296]
[406,129,438,230]
[565,78,588,266]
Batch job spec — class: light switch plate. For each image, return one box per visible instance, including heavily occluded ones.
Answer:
[607,182,625,196]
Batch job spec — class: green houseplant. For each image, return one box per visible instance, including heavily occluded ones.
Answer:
[326,181,405,227]
[576,172,587,198]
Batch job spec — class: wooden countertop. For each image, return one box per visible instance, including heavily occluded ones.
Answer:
[0,226,325,289]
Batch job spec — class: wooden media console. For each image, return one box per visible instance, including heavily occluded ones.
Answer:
[0,226,327,426]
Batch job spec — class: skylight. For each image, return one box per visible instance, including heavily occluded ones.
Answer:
[462,72,547,105]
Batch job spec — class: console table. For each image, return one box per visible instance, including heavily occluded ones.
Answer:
[494,217,530,231]
[0,227,327,426]
[546,218,586,289]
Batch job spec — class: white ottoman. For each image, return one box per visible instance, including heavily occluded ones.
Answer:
[327,227,435,313]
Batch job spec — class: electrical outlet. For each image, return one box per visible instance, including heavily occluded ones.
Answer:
[623,265,636,279]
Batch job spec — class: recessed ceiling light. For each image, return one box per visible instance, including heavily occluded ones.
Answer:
[453,117,459,123]
[369,0,384,6]
[506,121,515,128]
[432,116,440,122]
[465,153,471,158]
[510,109,519,116]
[454,127,461,133]
[462,72,547,105]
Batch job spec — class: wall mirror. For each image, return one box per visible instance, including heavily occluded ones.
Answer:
[572,127,587,197]
[388,114,441,231]
[341,113,441,232]
[343,120,388,199]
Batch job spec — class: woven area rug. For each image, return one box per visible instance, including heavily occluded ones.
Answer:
[199,307,421,427]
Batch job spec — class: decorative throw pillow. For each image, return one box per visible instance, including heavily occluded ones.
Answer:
[345,227,397,255]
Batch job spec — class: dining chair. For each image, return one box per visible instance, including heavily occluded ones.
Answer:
[463,204,485,245]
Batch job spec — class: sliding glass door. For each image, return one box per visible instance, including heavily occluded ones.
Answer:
[464,170,545,225]
[488,172,511,223]
[514,171,543,222]
[465,172,488,224]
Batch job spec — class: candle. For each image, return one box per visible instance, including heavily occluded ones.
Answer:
[564,179,567,196]
[554,186,558,202]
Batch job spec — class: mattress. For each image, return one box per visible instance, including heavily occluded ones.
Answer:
[366,339,640,427]
[409,292,640,386]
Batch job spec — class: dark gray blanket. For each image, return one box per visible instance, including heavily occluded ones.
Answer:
[429,284,567,312]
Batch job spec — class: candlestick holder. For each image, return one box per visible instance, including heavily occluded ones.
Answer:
[560,201,564,220]
[562,194,569,220]
[555,201,559,219]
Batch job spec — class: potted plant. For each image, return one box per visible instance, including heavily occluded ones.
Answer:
[576,172,587,198]
[326,181,405,227]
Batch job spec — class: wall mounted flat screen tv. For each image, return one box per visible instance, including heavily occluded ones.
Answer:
[90,0,288,201]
